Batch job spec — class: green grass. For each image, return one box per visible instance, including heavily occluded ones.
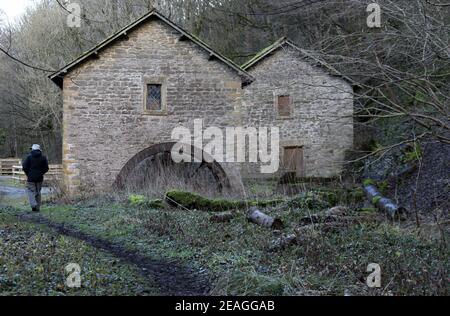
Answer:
[0,210,158,296]
[165,190,284,212]
[1,194,448,296]
[0,177,24,188]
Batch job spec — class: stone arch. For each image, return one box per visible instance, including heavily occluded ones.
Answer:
[114,142,231,191]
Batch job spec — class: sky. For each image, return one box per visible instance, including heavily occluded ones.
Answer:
[0,0,33,22]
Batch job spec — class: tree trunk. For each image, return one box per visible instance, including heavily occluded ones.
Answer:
[247,207,283,229]
[364,184,404,219]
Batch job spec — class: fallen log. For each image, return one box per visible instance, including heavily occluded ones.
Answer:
[210,212,234,223]
[363,183,404,219]
[247,207,284,229]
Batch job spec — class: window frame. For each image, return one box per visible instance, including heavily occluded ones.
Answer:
[143,77,168,116]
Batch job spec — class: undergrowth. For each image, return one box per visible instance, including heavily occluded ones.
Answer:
[2,192,443,296]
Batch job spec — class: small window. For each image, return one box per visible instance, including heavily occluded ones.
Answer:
[277,95,291,117]
[146,84,162,111]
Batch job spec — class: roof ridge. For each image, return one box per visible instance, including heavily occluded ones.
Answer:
[240,37,288,70]
[240,37,354,85]
[49,9,254,88]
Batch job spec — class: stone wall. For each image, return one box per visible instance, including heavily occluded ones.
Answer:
[242,46,354,178]
[62,18,353,195]
[63,18,244,195]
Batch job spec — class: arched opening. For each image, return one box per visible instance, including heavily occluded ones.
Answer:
[114,142,231,195]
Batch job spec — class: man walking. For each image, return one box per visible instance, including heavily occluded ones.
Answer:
[22,144,49,212]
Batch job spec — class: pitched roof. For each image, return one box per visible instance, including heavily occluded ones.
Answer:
[241,37,354,85]
[49,9,254,88]
[241,37,288,71]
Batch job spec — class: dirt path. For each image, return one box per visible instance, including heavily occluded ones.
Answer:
[0,176,53,198]
[16,212,211,296]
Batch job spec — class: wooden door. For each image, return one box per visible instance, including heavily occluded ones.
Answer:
[283,147,304,177]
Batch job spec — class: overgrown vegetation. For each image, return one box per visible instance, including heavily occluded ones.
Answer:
[128,194,164,209]
[165,190,283,212]
[0,0,449,296]
[1,189,447,296]
[0,210,157,296]
[1,0,449,160]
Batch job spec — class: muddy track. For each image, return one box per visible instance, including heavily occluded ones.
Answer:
[16,212,211,296]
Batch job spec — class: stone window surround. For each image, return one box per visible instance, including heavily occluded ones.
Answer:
[143,76,168,116]
[273,90,294,120]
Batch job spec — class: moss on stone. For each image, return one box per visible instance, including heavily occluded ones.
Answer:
[146,199,164,209]
[372,196,382,205]
[165,190,283,212]
[309,187,365,207]
[287,192,330,210]
[128,194,164,209]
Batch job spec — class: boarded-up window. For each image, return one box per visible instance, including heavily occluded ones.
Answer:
[277,95,291,117]
[283,147,304,177]
[146,84,162,111]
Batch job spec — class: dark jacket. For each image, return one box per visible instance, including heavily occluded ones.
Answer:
[22,150,49,183]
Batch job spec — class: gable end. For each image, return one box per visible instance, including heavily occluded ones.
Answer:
[49,9,254,88]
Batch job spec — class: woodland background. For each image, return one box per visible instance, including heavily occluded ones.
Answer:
[0,1,449,296]
[0,0,449,163]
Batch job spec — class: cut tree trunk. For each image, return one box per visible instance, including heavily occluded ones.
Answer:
[364,184,404,219]
[247,207,284,229]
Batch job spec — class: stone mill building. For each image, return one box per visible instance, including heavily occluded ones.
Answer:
[50,9,354,195]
